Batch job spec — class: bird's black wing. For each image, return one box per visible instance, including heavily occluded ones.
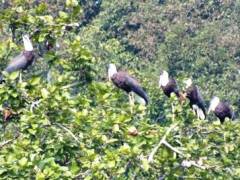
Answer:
[216,102,234,120]
[4,53,28,73]
[195,86,206,116]
[164,78,179,97]
[125,75,149,105]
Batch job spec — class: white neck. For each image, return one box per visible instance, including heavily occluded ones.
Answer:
[23,35,33,51]
[208,97,220,113]
[159,71,169,87]
[185,79,192,88]
[108,64,117,80]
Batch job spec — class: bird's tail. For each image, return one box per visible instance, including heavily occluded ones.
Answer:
[132,86,149,105]
[192,105,206,120]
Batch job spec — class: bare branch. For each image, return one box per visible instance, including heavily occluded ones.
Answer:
[162,140,185,157]
[61,82,81,90]
[148,123,178,163]
[54,123,80,143]
[0,139,14,149]
[0,134,19,149]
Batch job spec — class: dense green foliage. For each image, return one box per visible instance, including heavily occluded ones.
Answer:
[0,1,239,179]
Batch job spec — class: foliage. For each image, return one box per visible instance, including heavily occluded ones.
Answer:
[0,0,239,179]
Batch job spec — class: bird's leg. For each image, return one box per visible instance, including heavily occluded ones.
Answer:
[129,93,134,113]
[131,92,135,105]
[19,72,22,83]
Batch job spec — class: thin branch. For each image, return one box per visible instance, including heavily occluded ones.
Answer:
[0,139,14,149]
[162,140,185,157]
[54,123,80,143]
[74,170,90,179]
[148,123,177,163]
[0,134,19,149]
[61,82,81,90]
[181,160,207,170]
[191,161,207,170]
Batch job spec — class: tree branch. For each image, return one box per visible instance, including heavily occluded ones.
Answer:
[162,140,185,157]
[54,123,80,143]
[61,82,81,90]
[0,139,14,149]
[148,123,178,163]
[0,134,19,149]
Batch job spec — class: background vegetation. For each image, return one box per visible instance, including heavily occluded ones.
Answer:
[0,0,239,179]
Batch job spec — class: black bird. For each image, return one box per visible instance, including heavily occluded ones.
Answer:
[0,34,35,83]
[159,70,185,102]
[208,96,234,123]
[108,64,149,106]
[184,78,206,120]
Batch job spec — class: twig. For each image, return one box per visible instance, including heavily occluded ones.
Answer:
[148,123,177,162]
[162,140,185,157]
[30,99,42,112]
[54,123,80,143]
[74,170,90,179]
[191,161,206,170]
[61,82,81,90]
[0,134,19,149]
[0,139,14,149]
[171,103,175,121]
[181,160,207,170]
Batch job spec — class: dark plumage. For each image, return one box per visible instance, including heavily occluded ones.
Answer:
[185,79,206,120]
[208,97,234,123]
[215,102,234,123]
[108,64,148,105]
[0,35,34,83]
[111,72,149,105]
[159,71,185,103]
[161,77,180,97]
[4,51,34,73]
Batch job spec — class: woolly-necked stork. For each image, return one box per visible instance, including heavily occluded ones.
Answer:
[0,35,35,83]
[184,78,206,120]
[208,96,234,123]
[159,70,184,102]
[108,64,149,106]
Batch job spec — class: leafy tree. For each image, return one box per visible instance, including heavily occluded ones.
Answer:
[0,0,239,179]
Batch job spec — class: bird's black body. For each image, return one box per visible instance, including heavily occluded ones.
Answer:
[214,102,234,123]
[161,78,180,98]
[186,85,206,118]
[0,50,34,83]
[111,71,149,105]
[5,51,35,73]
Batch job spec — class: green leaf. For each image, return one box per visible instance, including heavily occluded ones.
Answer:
[19,157,28,167]
[30,77,41,85]
[141,158,150,171]
[66,0,78,7]
[41,88,49,99]
[9,71,19,80]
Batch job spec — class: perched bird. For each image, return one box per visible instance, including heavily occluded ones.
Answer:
[184,78,206,120]
[0,34,35,82]
[159,70,185,102]
[208,96,234,123]
[108,64,149,106]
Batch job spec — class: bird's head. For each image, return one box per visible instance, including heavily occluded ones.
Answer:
[159,70,169,87]
[208,96,220,114]
[108,63,117,81]
[22,34,33,51]
[184,78,192,88]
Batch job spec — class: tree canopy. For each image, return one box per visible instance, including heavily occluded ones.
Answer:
[0,1,239,179]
